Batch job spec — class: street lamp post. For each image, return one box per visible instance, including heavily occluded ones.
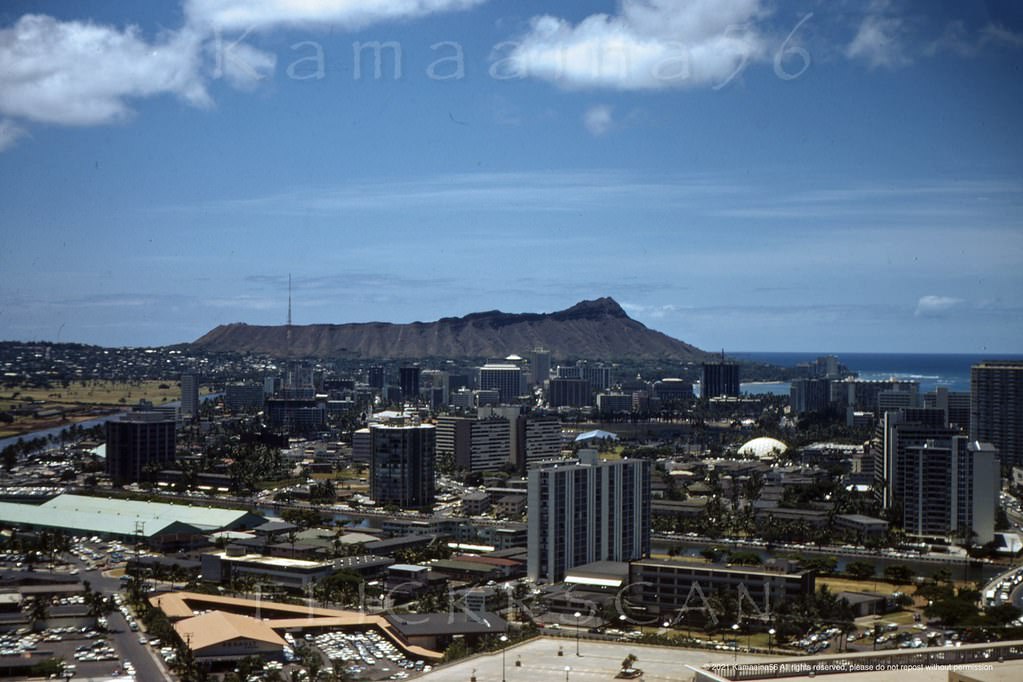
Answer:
[564,665,571,682]
[768,627,776,655]
[500,634,508,682]
[574,611,582,656]
[732,623,740,663]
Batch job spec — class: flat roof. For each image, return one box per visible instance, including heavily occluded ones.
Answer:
[0,493,260,538]
[385,611,507,637]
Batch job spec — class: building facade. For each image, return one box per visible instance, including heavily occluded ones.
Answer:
[105,411,177,484]
[971,361,1023,468]
[527,450,651,582]
[702,361,740,400]
[370,424,436,509]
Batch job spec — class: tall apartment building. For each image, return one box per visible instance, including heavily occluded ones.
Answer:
[527,450,651,582]
[367,366,385,390]
[874,407,999,543]
[435,415,512,473]
[971,361,1023,468]
[224,383,264,412]
[896,437,999,543]
[522,415,562,468]
[478,363,524,404]
[873,408,954,509]
[702,360,740,400]
[180,373,199,420]
[370,424,436,510]
[105,411,177,485]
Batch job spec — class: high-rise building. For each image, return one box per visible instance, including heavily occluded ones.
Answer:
[224,383,264,412]
[582,364,614,392]
[522,416,562,468]
[527,450,651,582]
[790,378,831,415]
[435,415,511,473]
[873,408,954,510]
[367,366,385,390]
[896,437,999,543]
[548,378,591,408]
[702,360,740,399]
[105,411,176,485]
[370,424,436,509]
[479,363,523,404]
[528,348,551,387]
[924,387,971,433]
[399,366,421,402]
[971,361,1023,468]
[180,373,199,420]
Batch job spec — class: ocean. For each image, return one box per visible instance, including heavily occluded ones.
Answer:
[732,352,1023,396]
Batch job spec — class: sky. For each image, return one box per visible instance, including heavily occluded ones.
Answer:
[1,0,1022,354]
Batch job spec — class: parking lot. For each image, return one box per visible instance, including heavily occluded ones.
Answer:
[302,629,434,680]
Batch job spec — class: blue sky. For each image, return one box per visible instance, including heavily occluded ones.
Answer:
[1,0,1022,353]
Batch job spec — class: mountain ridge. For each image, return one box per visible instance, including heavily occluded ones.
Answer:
[190,297,708,360]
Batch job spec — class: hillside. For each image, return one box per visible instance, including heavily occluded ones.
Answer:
[190,297,709,361]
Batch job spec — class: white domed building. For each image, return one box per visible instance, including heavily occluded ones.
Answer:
[737,436,788,460]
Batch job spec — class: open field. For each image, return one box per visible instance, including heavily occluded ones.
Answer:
[0,380,211,439]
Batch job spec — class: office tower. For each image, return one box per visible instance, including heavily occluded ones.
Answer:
[971,361,1023,467]
[421,370,449,407]
[399,366,421,402]
[105,411,177,484]
[478,362,523,404]
[528,348,551,387]
[370,424,436,509]
[554,365,582,380]
[527,450,651,582]
[702,360,740,399]
[597,393,633,414]
[368,365,385,390]
[224,383,264,412]
[790,378,831,415]
[652,378,694,404]
[582,364,614,392]
[896,437,999,544]
[266,398,325,433]
[180,373,199,420]
[547,378,591,408]
[263,376,281,397]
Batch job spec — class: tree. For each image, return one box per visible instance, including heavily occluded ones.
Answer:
[621,653,638,671]
[884,565,915,585]
[846,561,876,580]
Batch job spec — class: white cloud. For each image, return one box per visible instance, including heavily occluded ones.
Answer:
[501,0,767,90]
[845,11,909,68]
[185,0,487,32]
[915,295,964,317]
[0,118,27,151]
[583,105,614,136]
[0,15,211,127]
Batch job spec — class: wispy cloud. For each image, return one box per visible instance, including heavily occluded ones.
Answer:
[158,170,742,216]
[845,8,910,69]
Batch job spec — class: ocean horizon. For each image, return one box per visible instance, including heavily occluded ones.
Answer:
[731,351,1023,395]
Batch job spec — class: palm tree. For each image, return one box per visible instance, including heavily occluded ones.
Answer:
[25,597,49,631]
